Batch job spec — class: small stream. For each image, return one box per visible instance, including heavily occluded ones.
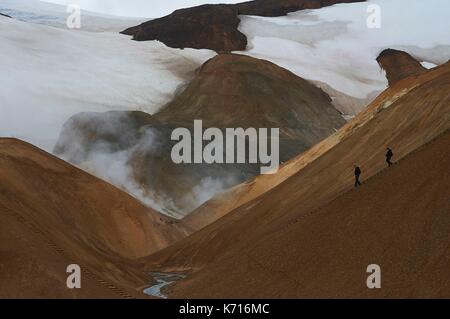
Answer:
[143,272,186,299]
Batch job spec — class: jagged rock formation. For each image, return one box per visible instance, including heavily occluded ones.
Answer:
[54,54,345,217]
[377,49,427,86]
[121,0,365,52]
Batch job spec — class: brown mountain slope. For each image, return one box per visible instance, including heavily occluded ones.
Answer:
[0,206,119,299]
[170,130,450,298]
[0,139,186,298]
[141,59,450,289]
[121,0,365,52]
[183,58,450,232]
[55,54,345,217]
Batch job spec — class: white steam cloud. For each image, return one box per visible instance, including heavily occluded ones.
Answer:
[55,112,241,219]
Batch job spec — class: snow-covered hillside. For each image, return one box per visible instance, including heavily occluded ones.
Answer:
[0,0,146,32]
[42,0,244,18]
[0,15,215,150]
[237,0,450,114]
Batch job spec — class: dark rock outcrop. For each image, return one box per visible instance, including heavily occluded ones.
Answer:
[122,5,246,52]
[54,54,346,216]
[121,0,365,52]
[377,49,427,86]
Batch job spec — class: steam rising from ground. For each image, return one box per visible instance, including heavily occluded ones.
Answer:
[65,131,175,215]
[191,176,239,208]
[54,112,241,218]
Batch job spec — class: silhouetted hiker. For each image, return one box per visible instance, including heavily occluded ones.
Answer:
[386,148,394,167]
[354,165,362,187]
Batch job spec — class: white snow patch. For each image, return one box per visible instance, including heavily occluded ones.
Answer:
[41,0,244,18]
[0,0,146,32]
[237,0,450,112]
[421,61,438,69]
[0,16,215,151]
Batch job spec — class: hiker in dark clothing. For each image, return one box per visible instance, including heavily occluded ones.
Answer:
[354,165,362,187]
[386,148,394,167]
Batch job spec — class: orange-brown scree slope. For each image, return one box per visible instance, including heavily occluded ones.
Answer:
[170,130,450,298]
[0,139,187,298]
[142,60,450,298]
